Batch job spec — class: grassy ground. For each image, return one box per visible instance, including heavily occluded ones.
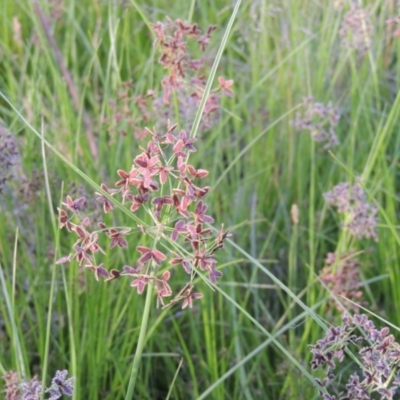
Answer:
[1,0,400,399]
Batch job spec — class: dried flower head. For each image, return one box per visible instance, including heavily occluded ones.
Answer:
[324,181,378,241]
[12,16,23,50]
[310,314,400,399]
[319,252,364,312]
[291,203,299,225]
[340,3,373,54]
[2,371,21,400]
[290,97,340,149]
[58,121,229,309]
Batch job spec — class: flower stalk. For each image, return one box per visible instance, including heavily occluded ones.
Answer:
[125,272,154,400]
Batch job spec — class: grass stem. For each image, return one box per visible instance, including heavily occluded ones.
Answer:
[125,278,154,400]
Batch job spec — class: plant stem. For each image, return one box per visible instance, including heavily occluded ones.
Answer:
[125,279,153,400]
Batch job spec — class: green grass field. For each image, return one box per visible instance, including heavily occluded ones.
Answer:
[1,0,400,399]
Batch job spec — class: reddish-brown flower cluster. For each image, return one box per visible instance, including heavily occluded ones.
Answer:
[102,19,233,141]
[340,3,373,54]
[2,371,20,400]
[153,18,233,132]
[319,252,364,312]
[58,121,228,309]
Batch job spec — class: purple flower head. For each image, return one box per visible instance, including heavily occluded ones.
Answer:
[20,377,42,400]
[193,201,214,223]
[340,3,372,54]
[62,195,86,212]
[85,263,110,281]
[45,370,74,399]
[310,314,400,399]
[95,183,118,213]
[130,275,150,294]
[324,181,378,241]
[137,246,167,266]
[106,227,131,248]
[290,97,340,149]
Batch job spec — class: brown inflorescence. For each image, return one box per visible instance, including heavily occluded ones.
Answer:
[57,121,229,310]
[319,252,364,312]
[102,19,233,141]
[2,371,21,400]
[153,18,233,133]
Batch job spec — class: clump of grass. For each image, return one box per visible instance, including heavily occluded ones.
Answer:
[3,0,400,399]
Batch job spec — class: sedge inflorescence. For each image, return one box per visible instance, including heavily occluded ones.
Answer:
[103,18,233,141]
[290,97,340,149]
[324,181,379,242]
[319,252,364,313]
[58,121,228,309]
[340,2,373,55]
[310,314,400,400]
[2,369,74,400]
[153,18,233,132]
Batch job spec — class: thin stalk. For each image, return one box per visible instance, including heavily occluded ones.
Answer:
[40,124,60,395]
[0,231,26,378]
[125,277,154,400]
[189,0,241,140]
[165,358,184,400]
[187,0,196,23]
[288,213,298,345]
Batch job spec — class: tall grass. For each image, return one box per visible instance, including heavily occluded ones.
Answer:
[1,0,400,398]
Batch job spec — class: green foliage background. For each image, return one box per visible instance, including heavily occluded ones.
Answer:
[1,0,400,399]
